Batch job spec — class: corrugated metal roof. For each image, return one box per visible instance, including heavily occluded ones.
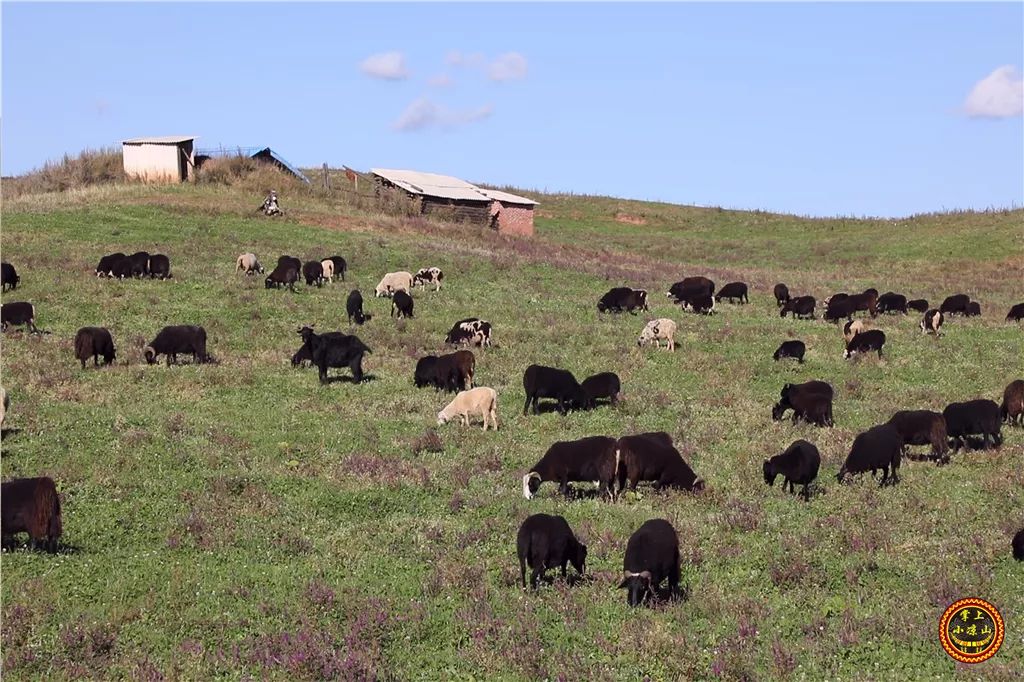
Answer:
[252,148,311,184]
[123,136,196,145]
[370,168,536,205]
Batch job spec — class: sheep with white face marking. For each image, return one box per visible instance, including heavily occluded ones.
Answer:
[374,271,414,297]
[320,259,335,284]
[236,253,264,275]
[437,387,498,431]
[637,318,677,351]
[413,267,444,291]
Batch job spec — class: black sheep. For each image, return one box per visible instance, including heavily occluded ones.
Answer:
[1,302,38,333]
[598,287,647,314]
[772,381,834,427]
[433,351,474,392]
[616,432,703,494]
[1,477,62,553]
[940,294,971,316]
[413,356,440,388]
[1001,379,1024,426]
[876,292,907,315]
[773,283,790,307]
[148,254,172,279]
[1006,303,1024,323]
[780,296,816,319]
[302,261,324,287]
[844,329,886,359]
[1013,529,1024,561]
[581,372,621,408]
[73,327,116,368]
[907,299,929,313]
[522,364,587,415]
[763,439,820,500]
[1,262,20,291]
[95,252,126,277]
[111,257,138,279]
[297,326,371,384]
[144,325,209,366]
[823,298,857,323]
[837,423,903,486]
[516,514,587,589]
[920,309,944,335]
[886,410,949,462]
[667,277,714,303]
[522,435,618,500]
[715,282,748,304]
[265,264,299,291]
[773,340,806,363]
[679,292,715,315]
[943,400,1002,451]
[618,519,681,607]
[127,251,150,277]
[290,344,313,368]
[391,290,414,319]
[277,255,302,272]
[326,255,347,281]
[965,301,982,317]
[346,289,366,324]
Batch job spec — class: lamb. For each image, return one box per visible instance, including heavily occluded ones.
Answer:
[763,439,820,500]
[413,267,444,291]
[96,252,126,277]
[374,271,414,297]
[679,292,715,315]
[907,299,929,313]
[265,263,299,291]
[144,325,209,366]
[616,432,704,494]
[1001,379,1024,426]
[715,282,749,304]
[773,340,806,363]
[1006,303,1024,323]
[326,256,347,281]
[522,435,619,500]
[886,410,949,463]
[320,259,335,284]
[1,477,62,553]
[943,399,1002,451]
[516,514,587,589]
[843,329,886,359]
[1,262,20,291]
[843,319,867,344]
[876,292,908,315]
[391,290,414,319]
[773,283,790,307]
[618,519,681,607]
[779,296,816,319]
[297,326,371,384]
[346,290,366,324]
[637,318,677,351]
[581,372,621,408]
[1,302,39,333]
[236,253,264,275]
[302,261,324,287]
[837,423,903,486]
[73,327,116,369]
[522,364,587,415]
[772,380,834,427]
[437,386,498,431]
[920,309,944,336]
[965,301,982,317]
[148,254,172,279]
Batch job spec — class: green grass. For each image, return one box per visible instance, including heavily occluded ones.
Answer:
[2,186,1023,680]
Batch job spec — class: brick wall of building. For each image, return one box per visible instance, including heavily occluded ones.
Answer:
[494,202,535,236]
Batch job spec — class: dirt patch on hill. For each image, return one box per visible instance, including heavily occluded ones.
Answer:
[615,212,647,225]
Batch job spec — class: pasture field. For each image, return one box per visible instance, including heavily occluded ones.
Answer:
[1,184,1022,680]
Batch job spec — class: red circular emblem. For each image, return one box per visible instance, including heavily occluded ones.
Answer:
[939,598,1004,663]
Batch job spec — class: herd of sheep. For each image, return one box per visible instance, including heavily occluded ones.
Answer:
[1,246,1023,608]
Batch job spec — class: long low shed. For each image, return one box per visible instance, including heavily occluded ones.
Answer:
[122,136,196,183]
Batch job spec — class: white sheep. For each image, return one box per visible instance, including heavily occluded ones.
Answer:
[437,387,498,431]
[236,253,263,275]
[843,319,868,344]
[374,271,414,297]
[0,386,8,429]
[637,318,677,351]
[320,259,335,284]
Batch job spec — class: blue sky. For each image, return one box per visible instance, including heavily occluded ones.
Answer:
[2,2,1021,217]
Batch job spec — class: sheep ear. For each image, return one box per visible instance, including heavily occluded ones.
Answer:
[639,571,652,582]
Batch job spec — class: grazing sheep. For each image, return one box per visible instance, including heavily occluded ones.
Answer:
[302,261,324,287]
[1001,379,1024,426]
[1,477,62,553]
[907,299,929,313]
[148,254,172,279]
[320,259,335,284]
[618,519,681,607]
[414,356,438,389]
[126,251,151,277]
[965,301,982,317]
[297,326,371,384]
[773,340,806,363]
[413,267,444,291]
[1014,529,1024,561]
[427,351,475,392]
[1006,303,1024,323]
[920,309,944,336]
[444,318,492,347]
[780,296,816,319]
[667,277,714,302]
[943,400,1002,451]
[773,283,790,307]
[73,327,116,369]
[1,386,8,429]
[679,292,715,315]
[437,386,498,431]
[144,325,209,366]
[290,344,313,368]
[346,289,366,325]
[598,287,648,314]
[876,292,908,315]
[391,290,414,319]
[837,423,903,486]
[844,329,886,359]
[277,255,302,273]
[886,410,949,463]
[773,381,834,427]
[824,297,857,323]
[96,252,126,277]
[1,262,20,291]
[940,294,971,316]
[843,319,867,344]
[522,435,619,500]
[517,514,587,589]
[1,302,39,333]
[236,253,264,275]
[581,372,621,408]
[374,271,414,297]
[616,432,704,494]
[111,257,137,279]
[715,282,749,304]
[637,318,677,351]
[265,263,299,291]
[522,365,587,416]
[326,256,347,281]
[823,293,849,308]
[763,439,820,500]
[845,290,879,318]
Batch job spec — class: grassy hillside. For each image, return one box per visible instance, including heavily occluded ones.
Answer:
[1,185,1022,680]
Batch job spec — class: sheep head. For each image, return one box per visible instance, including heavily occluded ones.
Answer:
[618,571,653,607]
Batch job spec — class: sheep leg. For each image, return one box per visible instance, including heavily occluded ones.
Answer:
[557,396,568,416]
[879,466,889,486]
[530,568,542,590]
[561,563,568,581]
[523,395,532,416]
[520,557,527,588]
[349,358,364,383]
[669,561,681,601]
[801,483,811,501]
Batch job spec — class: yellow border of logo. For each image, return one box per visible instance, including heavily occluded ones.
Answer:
[939,598,1004,663]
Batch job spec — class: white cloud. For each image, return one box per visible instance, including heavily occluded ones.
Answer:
[428,73,453,88]
[488,52,528,82]
[963,65,1023,119]
[393,97,493,132]
[359,51,409,80]
[446,50,483,68]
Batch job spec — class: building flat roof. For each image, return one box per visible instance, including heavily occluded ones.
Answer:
[123,136,197,145]
[371,168,536,205]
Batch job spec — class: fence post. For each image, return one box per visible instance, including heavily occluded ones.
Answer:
[322,163,330,190]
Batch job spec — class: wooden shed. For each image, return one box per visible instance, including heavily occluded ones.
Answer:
[122,136,196,183]
[370,168,536,236]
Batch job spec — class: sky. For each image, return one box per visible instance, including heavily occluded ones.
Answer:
[2,2,1022,218]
